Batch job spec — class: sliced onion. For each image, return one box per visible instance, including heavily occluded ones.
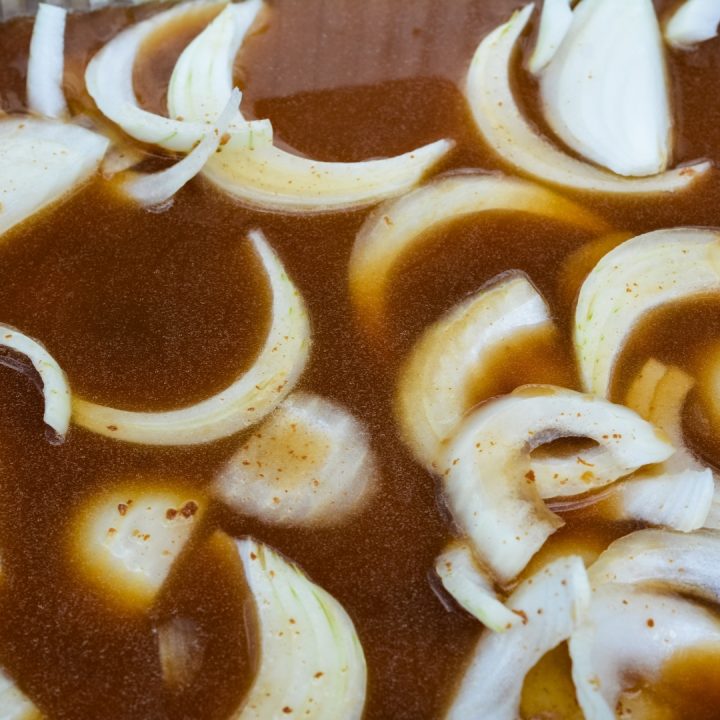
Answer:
[234,538,366,719]
[446,555,589,720]
[101,143,146,179]
[0,668,40,720]
[26,3,68,119]
[396,272,553,471]
[441,385,673,582]
[72,230,311,445]
[575,228,720,397]
[0,324,71,441]
[665,0,720,48]
[540,0,672,177]
[434,541,518,632]
[0,118,108,238]
[465,4,710,194]
[214,392,376,527]
[157,617,204,691]
[348,173,606,333]
[526,0,573,75]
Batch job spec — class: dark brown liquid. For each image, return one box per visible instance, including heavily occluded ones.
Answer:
[0,1,720,718]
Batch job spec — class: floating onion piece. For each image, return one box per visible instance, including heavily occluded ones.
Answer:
[101,143,146,179]
[445,556,589,720]
[26,3,67,119]
[465,4,710,193]
[215,393,376,527]
[0,669,41,720]
[72,230,311,445]
[0,325,71,441]
[442,385,673,582]
[0,118,108,238]
[396,272,553,471]
[73,487,205,608]
[665,0,720,48]
[122,88,241,208]
[157,617,204,691]
[575,228,720,397]
[526,0,573,74]
[234,538,366,719]
[349,174,605,333]
[540,0,672,177]
[434,541,517,632]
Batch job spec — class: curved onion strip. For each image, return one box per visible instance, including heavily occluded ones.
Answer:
[441,385,672,582]
[123,88,241,207]
[0,118,108,238]
[85,0,270,152]
[0,668,40,720]
[575,228,720,397]
[234,538,366,720]
[665,0,720,48]
[214,392,376,526]
[27,3,68,119]
[434,541,518,632]
[527,0,572,74]
[446,556,589,720]
[0,325,71,440]
[349,173,606,333]
[540,0,672,177]
[396,272,553,471]
[72,230,311,445]
[465,4,710,194]
[570,583,720,720]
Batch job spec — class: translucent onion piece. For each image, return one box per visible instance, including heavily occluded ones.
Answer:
[441,385,673,582]
[434,541,517,632]
[101,143,146,179]
[85,0,269,152]
[445,556,589,720]
[0,325,71,440]
[0,118,108,238]
[157,617,204,691]
[540,0,672,177]
[348,173,605,333]
[234,538,366,720]
[73,487,205,608]
[665,0,720,48]
[465,4,710,194]
[123,88,241,207]
[72,230,311,445]
[214,392,376,526]
[569,583,720,720]
[396,272,553,471]
[575,228,720,397]
[0,668,41,720]
[26,3,67,119]
[527,0,573,74]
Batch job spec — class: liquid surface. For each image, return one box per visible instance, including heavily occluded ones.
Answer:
[0,0,719,718]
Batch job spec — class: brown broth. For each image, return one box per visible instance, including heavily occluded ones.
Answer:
[0,0,720,718]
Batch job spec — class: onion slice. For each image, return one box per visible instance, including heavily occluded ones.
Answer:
[157,617,204,691]
[445,556,589,720]
[348,173,606,334]
[72,230,311,445]
[665,0,720,48]
[0,324,71,441]
[396,272,553,471]
[465,4,710,194]
[26,3,68,119]
[441,385,673,582]
[0,669,40,720]
[575,228,720,397]
[234,538,366,719]
[214,392,376,526]
[526,0,573,75]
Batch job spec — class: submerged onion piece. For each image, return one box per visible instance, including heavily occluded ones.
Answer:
[26,3,67,119]
[349,173,605,333]
[72,230,311,445]
[526,0,573,74]
[446,556,589,720]
[73,487,205,608]
[434,541,517,632]
[234,538,366,719]
[214,392,376,526]
[396,272,553,471]
[665,0,720,48]
[0,118,108,238]
[157,617,205,691]
[0,668,41,720]
[442,385,673,582]
[465,4,709,193]
[0,325,71,440]
[575,228,720,397]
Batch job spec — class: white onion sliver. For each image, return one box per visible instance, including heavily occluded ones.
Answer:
[527,0,573,74]
[157,617,204,691]
[72,230,311,445]
[27,3,68,119]
[665,0,720,48]
[0,667,41,720]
